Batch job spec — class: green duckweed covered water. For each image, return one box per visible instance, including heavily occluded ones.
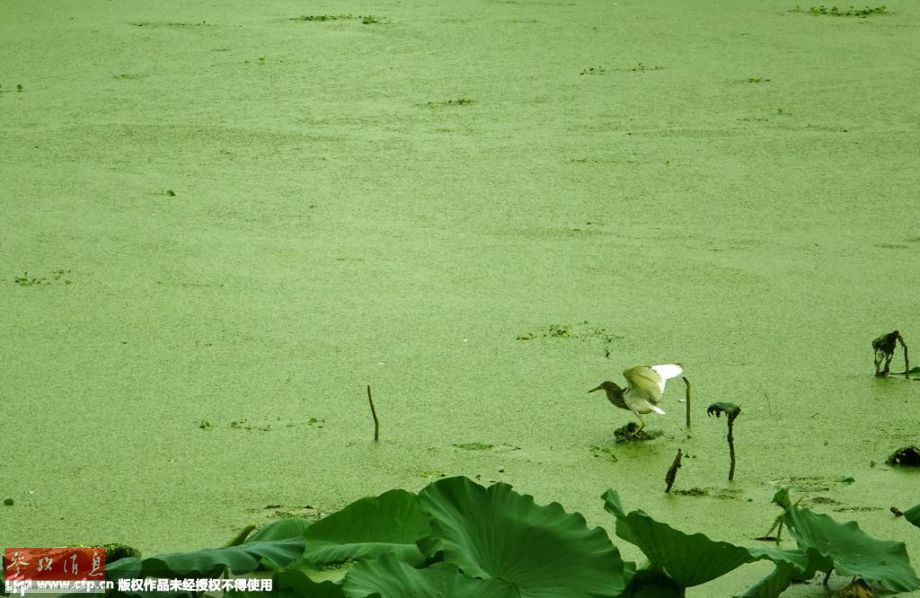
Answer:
[1,1,918,595]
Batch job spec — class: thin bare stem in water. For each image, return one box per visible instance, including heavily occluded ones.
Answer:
[367,385,380,442]
[682,376,691,433]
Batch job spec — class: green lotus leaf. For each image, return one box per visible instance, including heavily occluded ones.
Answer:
[104,522,308,595]
[303,489,430,566]
[905,503,920,528]
[744,546,810,572]
[342,553,517,598]
[604,490,810,597]
[419,476,627,597]
[247,518,312,542]
[244,519,311,570]
[219,568,346,598]
[602,489,753,587]
[105,555,143,584]
[138,538,305,578]
[268,568,347,597]
[619,570,684,597]
[739,562,797,598]
[780,503,919,592]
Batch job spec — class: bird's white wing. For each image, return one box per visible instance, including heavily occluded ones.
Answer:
[623,364,683,403]
[623,366,665,402]
[651,364,683,382]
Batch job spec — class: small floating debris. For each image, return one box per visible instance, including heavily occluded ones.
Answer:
[872,330,909,378]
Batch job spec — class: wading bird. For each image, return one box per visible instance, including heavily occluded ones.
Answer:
[589,364,683,434]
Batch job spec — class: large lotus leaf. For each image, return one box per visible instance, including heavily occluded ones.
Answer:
[619,570,684,597]
[104,543,300,598]
[105,556,149,596]
[905,503,920,528]
[602,490,753,587]
[222,569,346,598]
[273,569,347,597]
[105,558,177,598]
[106,556,143,579]
[342,553,517,598]
[740,562,797,598]
[419,476,626,597]
[781,504,919,592]
[603,490,812,595]
[238,519,311,570]
[744,546,811,573]
[247,518,312,542]
[138,538,305,578]
[303,489,429,566]
[103,524,306,595]
[225,569,346,597]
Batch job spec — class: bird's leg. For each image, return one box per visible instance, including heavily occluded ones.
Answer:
[626,414,646,439]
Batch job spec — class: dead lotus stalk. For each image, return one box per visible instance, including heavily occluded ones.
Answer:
[707,402,741,481]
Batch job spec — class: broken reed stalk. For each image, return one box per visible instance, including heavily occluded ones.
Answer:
[367,385,379,442]
[682,376,691,433]
[665,448,683,493]
[897,334,910,378]
[727,413,737,481]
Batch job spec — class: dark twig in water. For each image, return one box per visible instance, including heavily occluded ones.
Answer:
[367,385,379,442]
[873,330,909,378]
[682,376,691,433]
[707,402,741,481]
[665,448,683,493]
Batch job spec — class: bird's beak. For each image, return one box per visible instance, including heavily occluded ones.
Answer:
[588,385,602,394]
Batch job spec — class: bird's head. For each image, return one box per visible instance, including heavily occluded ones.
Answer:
[588,381,622,395]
